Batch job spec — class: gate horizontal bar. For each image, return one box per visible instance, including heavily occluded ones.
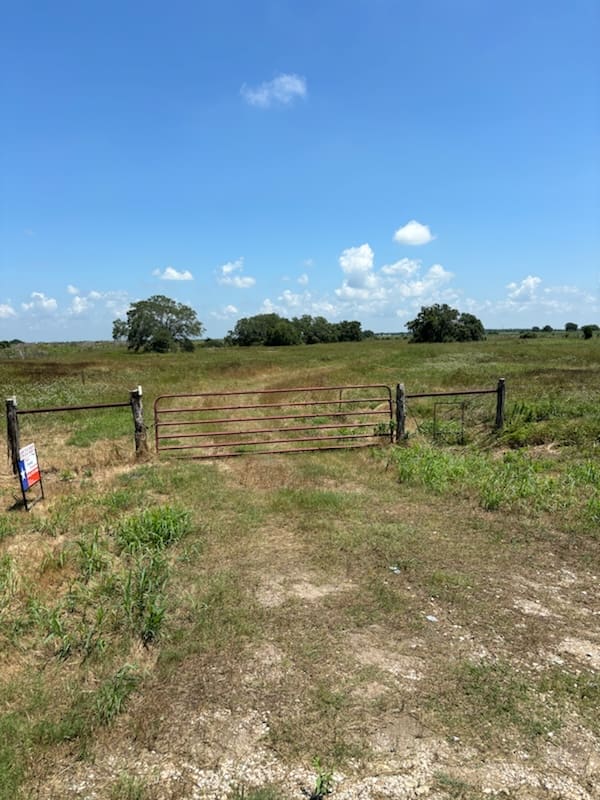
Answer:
[156,421,383,441]
[155,408,389,428]
[182,442,383,459]
[406,389,496,399]
[17,401,131,415]
[159,431,384,451]
[155,383,391,401]
[155,396,390,415]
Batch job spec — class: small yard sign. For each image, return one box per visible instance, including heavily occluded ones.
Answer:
[17,442,44,510]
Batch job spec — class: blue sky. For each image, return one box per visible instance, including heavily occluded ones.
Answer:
[1,0,598,340]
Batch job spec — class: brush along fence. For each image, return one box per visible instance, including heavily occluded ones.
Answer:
[154,384,395,458]
[5,387,148,474]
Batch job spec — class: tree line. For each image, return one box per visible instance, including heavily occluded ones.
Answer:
[225,314,374,346]
[111,295,597,353]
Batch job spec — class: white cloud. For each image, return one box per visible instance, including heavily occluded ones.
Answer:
[506,275,542,299]
[0,303,16,318]
[241,73,307,108]
[153,266,194,281]
[339,244,374,276]
[396,264,454,299]
[393,220,435,246]
[331,241,457,318]
[71,296,90,315]
[67,284,79,295]
[260,298,278,314]
[218,257,256,288]
[226,276,255,289]
[298,273,309,286]
[380,258,420,277]
[21,292,58,313]
[210,304,239,320]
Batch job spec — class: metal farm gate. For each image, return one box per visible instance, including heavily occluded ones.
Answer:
[154,384,394,459]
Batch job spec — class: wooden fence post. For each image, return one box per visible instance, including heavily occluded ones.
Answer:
[6,396,20,475]
[395,383,406,442]
[130,386,149,458]
[495,378,506,429]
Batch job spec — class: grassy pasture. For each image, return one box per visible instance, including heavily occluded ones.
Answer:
[0,336,599,799]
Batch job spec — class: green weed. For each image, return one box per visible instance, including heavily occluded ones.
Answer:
[95,664,141,726]
[115,506,192,554]
[77,530,108,580]
[109,772,149,800]
[305,758,334,799]
[0,712,26,800]
[121,552,168,645]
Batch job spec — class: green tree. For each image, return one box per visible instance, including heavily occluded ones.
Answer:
[112,319,128,341]
[406,304,485,343]
[291,315,337,344]
[226,314,286,346]
[334,320,363,341]
[581,325,595,340]
[565,322,578,331]
[115,295,203,352]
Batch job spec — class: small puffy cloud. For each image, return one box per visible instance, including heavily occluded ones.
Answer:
[396,264,453,299]
[506,275,542,299]
[260,298,278,314]
[298,273,309,286]
[21,292,58,313]
[67,284,79,295]
[339,244,374,276]
[380,258,420,277]
[241,73,307,108]
[153,266,194,281]
[71,296,90,315]
[393,220,435,246]
[218,257,256,288]
[220,258,244,276]
[0,303,16,318]
[210,304,239,320]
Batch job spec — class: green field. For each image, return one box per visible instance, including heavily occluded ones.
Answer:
[1,337,599,799]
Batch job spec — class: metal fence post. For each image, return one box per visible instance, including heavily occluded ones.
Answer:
[6,396,20,475]
[495,378,506,429]
[130,386,149,458]
[395,383,406,441]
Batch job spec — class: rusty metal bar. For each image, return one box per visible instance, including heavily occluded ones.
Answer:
[160,430,384,451]
[183,442,382,459]
[155,409,388,428]
[155,397,390,415]
[17,401,131,415]
[156,421,382,441]
[405,389,496,399]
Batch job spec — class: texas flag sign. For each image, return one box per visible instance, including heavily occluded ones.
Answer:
[18,443,42,499]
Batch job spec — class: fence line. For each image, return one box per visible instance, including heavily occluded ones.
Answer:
[5,379,506,471]
[5,387,148,474]
[395,378,505,440]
